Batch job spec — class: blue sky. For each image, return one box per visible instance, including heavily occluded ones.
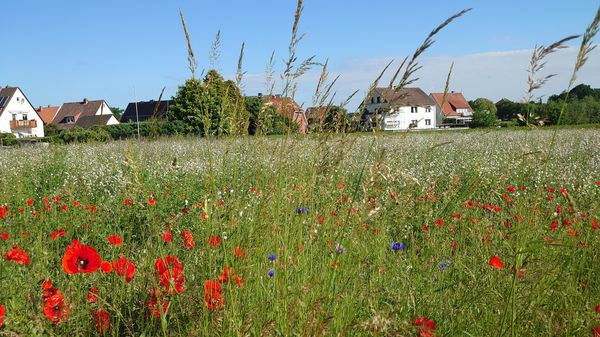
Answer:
[1,1,599,111]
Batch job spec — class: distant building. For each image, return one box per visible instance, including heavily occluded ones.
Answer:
[430,92,473,127]
[52,98,119,129]
[0,86,45,138]
[35,106,60,125]
[120,100,173,123]
[260,94,307,134]
[363,87,437,130]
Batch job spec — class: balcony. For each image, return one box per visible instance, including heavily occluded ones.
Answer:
[10,119,37,129]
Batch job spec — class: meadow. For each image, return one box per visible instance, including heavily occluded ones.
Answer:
[0,128,599,336]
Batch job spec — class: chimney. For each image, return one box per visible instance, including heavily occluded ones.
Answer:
[82,98,88,104]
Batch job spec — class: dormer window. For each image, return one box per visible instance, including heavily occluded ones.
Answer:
[376,96,381,104]
[65,116,75,124]
[426,106,431,112]
[371,97,375,104]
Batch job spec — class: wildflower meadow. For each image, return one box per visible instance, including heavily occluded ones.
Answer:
[1,129,599,336]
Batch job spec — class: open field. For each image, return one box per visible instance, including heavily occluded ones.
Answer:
[1,129,599,336]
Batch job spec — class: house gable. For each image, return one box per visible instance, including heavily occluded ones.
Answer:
[0,87,45,138]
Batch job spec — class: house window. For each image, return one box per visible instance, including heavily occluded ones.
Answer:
[426,106,431,112]
[371,97,375,104]
[425,119,431,126]
[376,96,381,103]
[22,114,28,120]
[411,119,419,126]
[65,116,75,124]
[411,106,418,113]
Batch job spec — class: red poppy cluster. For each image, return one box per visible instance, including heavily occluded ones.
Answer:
[413,317,436,337]
[204,280,223,310]
[42,280,69,325]
[113,256,136,283]
[154,255,185,294]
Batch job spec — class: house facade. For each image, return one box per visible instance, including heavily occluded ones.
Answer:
[0,86,45,138]
[364,87,437,130]
[52,99,119,129]
[430,92,473,127]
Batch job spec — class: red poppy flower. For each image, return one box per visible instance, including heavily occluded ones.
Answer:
[218,266,234,283]
[234,246,245,259]
[489,256,504,269]
[507,186,516,193]
[100,261,113,273]
[123,198,132,206]
[595,304,600,314]
[62,240,102,274]
[594,326,600,337]
[148,198,156,206]
[0,206,7,219]
[435,219,444,227]
[413,317,437,330]
[209,235,221,247]
[0,304,5,328]
[0,232,8,241]
[92,309,110,334]
[422,225,429,232]
[87,287,99,303]
[42,287,69,325]
[154,256,185,294]
[593,220,599,231]
[26,199,35,205]
[73,201,81,207]
[4,245,30,266]
[50,228,66,240]
[113,256,135,283]
[146,290,169,318]
[204,280,223,310]
[162,232,172,243]
[181,231,195,249]
[107,234,123,246]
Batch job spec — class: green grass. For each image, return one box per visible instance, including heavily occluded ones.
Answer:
[0,129,599,336]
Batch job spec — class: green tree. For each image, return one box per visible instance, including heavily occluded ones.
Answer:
[110,107,124,120]
[169,70,248,136]
[470,98,498,128]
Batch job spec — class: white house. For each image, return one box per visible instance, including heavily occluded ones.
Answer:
[430,92,473,127]
[0,86,45,138]
[52,99,119,129]
[364,87,437,130]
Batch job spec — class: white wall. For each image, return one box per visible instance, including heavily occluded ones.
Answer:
[381,106,436,130]
[0,88,44,138]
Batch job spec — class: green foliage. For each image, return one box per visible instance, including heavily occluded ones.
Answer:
[496,100,526,121]
[0,132,18,146]
[169,70,248,136]
[110,106,124,119]
[246,96,299,135]
[470,98,498,128]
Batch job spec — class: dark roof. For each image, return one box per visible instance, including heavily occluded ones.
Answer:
[496,98,513,105]
[430,92,473,117]
[121,100,173,122]
[374,87,436,106]
[0,87,19,115]
[75,115,114,128]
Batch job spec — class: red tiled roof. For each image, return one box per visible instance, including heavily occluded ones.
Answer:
[430,92,473,117]
[36,106,60,124]
[263,95,307,133]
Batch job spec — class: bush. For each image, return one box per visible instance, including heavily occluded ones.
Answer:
[0,132,17,146]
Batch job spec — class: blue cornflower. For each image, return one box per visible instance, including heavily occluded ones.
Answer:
[390,242,405,251]
[296,207,309,214]
[334,242,346,254]
[439,262,447,270]
[268,268,274,277]
[268,253,276,261]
